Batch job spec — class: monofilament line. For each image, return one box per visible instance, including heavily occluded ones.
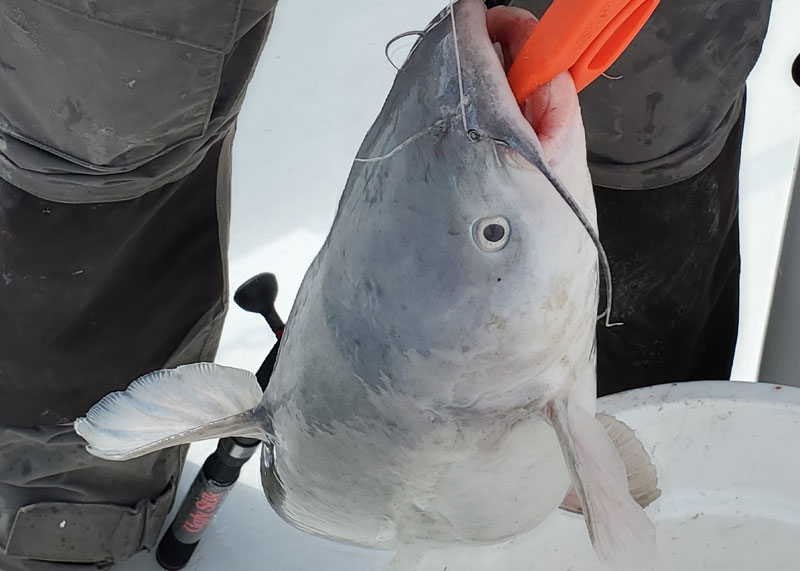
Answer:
[449,0,470,136]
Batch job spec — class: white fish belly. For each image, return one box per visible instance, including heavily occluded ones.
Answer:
[262,395,571,549]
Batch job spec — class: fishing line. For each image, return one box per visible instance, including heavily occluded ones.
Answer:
[449,0,471,136]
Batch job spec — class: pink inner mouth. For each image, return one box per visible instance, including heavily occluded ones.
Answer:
[485,6,580,161]
[485,6,539,76]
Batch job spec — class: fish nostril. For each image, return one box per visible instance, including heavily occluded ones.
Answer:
[483,224,506,242]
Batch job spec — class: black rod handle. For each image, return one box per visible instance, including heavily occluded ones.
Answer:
[156,437,260,570]
[234,272,285,334]
[155,272,285,569]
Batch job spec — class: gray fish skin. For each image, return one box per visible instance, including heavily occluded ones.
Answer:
[75,0,656,565]
[260,0,597,548]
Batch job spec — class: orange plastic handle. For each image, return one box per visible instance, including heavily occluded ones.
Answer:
[507,0,660,102]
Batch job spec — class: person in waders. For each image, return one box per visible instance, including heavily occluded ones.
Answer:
[0,0,772,568]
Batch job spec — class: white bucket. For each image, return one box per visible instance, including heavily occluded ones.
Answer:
[409,380,800,570]
[118,381,800,570]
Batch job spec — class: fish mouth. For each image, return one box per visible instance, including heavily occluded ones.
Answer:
[483,5,582,164]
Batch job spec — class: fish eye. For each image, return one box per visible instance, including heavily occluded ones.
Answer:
[473,216,510,252]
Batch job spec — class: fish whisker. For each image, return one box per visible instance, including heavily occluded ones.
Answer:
[490,136,620,328]
[385,30,426,71]
[354,119,448,163]
[384,8,451,72]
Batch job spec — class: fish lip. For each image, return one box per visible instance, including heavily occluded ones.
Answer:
[400,1,537,142]
[442,0,554,167]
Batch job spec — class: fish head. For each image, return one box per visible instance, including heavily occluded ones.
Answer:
[318,0,599,413]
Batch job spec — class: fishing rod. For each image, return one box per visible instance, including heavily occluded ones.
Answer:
[156,273,285,570]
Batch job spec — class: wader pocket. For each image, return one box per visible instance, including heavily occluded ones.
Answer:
[0,0,242,169]
[3,478,177,563]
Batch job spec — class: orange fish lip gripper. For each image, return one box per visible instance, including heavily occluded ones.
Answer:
[506,0,661,102]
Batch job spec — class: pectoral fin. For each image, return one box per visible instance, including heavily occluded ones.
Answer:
[560,412,661,513]
[74,363,269,461]
[547,399,656,569]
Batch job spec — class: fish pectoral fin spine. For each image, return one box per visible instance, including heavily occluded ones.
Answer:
[87,410,265,461]
[559,412,662,513]
[547,399,656,570]
[74,362,268,461]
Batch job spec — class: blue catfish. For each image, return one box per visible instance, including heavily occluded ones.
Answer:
[76,0,658,566]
